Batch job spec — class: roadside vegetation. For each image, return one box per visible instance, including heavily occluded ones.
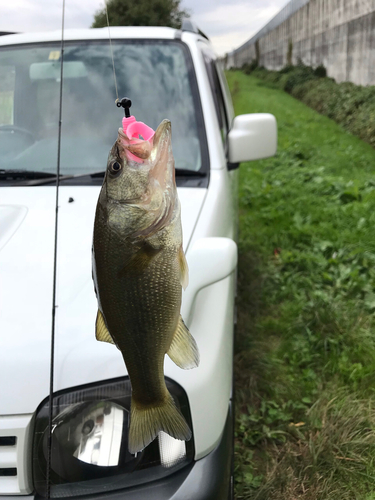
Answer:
[227,70,375,499]
[240,63,375,149]
[91,0,189,29]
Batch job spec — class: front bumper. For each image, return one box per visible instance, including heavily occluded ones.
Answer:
[3,402,233,500]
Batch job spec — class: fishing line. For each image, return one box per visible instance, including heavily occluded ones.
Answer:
[46,0,65,497]
[45,4,120,496]
[105,0,119,102]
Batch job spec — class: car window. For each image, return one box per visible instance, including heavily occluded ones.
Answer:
[215,61,234,127]
[201,49,229,149]
[0,40,208,177]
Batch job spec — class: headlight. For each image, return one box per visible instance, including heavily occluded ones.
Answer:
[32,377,194,497]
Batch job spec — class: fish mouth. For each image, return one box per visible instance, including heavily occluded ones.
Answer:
[114,119,174,195]
[147,120,173,190]
[116,120,172,167]
[148,120,171,163]
[117,127,154,163]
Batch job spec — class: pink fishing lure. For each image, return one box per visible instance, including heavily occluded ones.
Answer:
[122,116,155,163]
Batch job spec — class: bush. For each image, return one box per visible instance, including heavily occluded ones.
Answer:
[241,59,258,75]
[252,64,324,93]
[245,64,375,149]
[314,64,327,78]
[279,65,295,74]
[349,101,375,147]
[283,66,316,93]
[290,78,339,117]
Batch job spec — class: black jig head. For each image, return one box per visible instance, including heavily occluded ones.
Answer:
[116,97,132,118]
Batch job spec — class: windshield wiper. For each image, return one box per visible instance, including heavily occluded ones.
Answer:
[9,167,206,186]
[0,169,58,181]
[11,171,105,186]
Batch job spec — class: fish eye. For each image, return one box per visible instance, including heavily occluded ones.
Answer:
[109,160,122,174]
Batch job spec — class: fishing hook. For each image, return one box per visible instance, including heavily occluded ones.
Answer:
[116,97,132,118]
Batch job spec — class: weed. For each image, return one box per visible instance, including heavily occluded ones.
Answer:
[226,71,375,499]
[248,64,375,149]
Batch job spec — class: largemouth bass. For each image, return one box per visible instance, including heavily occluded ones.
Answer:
[92,119,199,454]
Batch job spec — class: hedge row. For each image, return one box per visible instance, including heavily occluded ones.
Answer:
[241,63,375,148]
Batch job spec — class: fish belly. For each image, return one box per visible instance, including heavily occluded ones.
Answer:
[94,226,181,405]
[93,212,192,453]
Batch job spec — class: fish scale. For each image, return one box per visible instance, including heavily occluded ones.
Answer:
[92,119,199,454]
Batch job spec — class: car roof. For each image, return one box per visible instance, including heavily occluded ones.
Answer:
[0,27,178,46]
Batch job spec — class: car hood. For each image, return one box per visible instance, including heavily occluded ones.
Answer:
[0,185,206,415]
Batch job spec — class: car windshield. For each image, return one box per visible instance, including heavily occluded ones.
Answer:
[0,40,205,178]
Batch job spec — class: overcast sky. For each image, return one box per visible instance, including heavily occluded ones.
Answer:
[0,0,289,55]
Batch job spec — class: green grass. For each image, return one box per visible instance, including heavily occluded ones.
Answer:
[227,71,375,499]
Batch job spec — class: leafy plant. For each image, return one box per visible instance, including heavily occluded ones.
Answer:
[226,70,375,499]
[248,64,375,149]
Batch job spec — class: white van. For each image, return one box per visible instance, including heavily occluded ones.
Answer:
[0,23,277,500]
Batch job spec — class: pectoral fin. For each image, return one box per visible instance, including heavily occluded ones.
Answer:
[118,244,161,278]
[96,310,116,346]
[178,246,189,290]
[167,316,199,369]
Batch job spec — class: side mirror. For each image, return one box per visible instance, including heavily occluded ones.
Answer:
[181,237,238,324]
[228,113,277,163]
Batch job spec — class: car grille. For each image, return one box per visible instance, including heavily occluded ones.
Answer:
[0,415,33,495]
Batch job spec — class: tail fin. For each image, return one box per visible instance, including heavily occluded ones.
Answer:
[128,392,191,454]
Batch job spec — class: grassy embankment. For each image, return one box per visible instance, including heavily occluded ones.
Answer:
[245,65,375,149]
[227,70,375,500]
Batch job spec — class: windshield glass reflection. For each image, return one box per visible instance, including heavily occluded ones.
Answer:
[0,41,202,176]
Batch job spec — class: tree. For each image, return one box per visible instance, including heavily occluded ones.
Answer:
[91,0,190,29]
